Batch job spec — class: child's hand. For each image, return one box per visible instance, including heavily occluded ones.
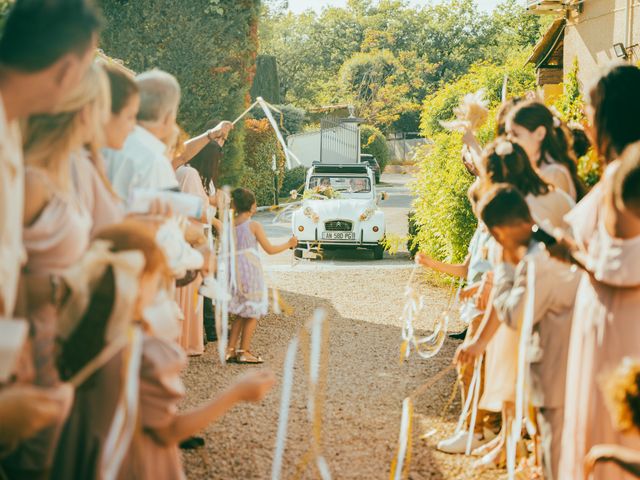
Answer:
[415,252,433,269]
[288,236,298,249]
[233,370,276,402]
[459,282,480,301]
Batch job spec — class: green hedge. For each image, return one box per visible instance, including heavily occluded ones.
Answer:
[281,165,307,195]
[412,53,536,263]
[98,0,260,186]
[241,118,286,206]
[360,124,390,171]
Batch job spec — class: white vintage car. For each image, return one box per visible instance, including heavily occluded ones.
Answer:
[292,163,386,259]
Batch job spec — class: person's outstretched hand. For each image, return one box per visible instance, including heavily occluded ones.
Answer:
[453,341,484,367]
[415,252,434,269]
[0,383,73,447]
[233,370,276,402]
[288,236,298,249]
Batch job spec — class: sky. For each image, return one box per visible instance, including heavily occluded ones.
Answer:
[287,0,500,14]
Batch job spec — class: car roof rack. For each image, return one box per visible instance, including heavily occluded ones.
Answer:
[311,164,370,174]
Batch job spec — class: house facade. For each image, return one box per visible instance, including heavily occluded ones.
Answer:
[527,0,639,92]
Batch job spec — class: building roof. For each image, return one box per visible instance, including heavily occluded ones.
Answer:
[526,18,566,68]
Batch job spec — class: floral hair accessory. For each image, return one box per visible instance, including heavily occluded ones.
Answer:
[495,140,514,156]
[553,116,562,128]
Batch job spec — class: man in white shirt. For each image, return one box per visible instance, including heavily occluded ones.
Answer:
[104,69,232,199]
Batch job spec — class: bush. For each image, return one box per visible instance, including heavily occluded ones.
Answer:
[281,165,307,195]
[251,103,306,135]
[412,54,536,262]
[360,124,390,171]
[241,118,286,206]
[98,0,261,186]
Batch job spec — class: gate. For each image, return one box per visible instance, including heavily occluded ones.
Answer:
[319,116,360,164]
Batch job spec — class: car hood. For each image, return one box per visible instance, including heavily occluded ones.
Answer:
[302,198,377,222]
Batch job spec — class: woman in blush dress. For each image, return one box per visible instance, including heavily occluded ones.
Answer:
[1,63,109,479]
[558,64,640,480]
[506,100,586,201]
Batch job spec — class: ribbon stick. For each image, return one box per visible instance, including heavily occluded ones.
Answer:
[271,337,299,480]
[256,97,302,169]
[101,326,143,480]
[390,397,414,480]
[502,74,509,103]
[232,100,259,125]
[507,259,536,479]
[215,195,235,365]
[464,356,483,455]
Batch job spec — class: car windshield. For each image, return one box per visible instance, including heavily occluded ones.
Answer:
[308,176,371,195]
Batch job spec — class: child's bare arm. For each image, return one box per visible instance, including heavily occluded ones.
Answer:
[415,252,470,278]
[149,370,275,446]
[251,222,297,255]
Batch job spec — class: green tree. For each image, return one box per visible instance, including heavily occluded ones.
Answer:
[251,54,281,104]
[98,0,260,185]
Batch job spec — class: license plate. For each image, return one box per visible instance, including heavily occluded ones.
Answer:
[322,232,355,241]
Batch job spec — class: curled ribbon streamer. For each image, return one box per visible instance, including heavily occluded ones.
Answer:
[507,259,536,480]
[272,309,331,480]
[400,266,459,361]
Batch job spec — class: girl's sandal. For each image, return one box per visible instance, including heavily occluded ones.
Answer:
[235,350,264,364]
[225,348,237,363]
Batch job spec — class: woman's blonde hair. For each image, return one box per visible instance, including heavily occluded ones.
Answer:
[23,61,111,192]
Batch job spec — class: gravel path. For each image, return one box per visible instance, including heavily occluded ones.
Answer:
[181,267,502,479]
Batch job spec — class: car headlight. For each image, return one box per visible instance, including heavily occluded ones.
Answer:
[359,207,375,221]
[303,206,319,224]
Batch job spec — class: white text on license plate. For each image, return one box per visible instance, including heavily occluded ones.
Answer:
[322,232,355,241]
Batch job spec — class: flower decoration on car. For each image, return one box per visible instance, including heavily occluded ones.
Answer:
[304,185,340,199]
[359,207,375,222]
[303,206,320,223]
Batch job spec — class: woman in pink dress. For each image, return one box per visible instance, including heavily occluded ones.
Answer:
[1,63,108,479]
[558,64,640,480]
[174,162,210,355]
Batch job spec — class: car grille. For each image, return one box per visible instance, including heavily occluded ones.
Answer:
[325,220,353,232]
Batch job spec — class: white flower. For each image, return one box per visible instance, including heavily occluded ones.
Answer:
[290,190,298,200]
[553,116,562,128]
[495,140,514,156]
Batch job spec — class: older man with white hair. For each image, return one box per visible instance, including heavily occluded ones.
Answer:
[104,69,232,199]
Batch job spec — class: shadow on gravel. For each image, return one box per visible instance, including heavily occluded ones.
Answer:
[180,286,493,480]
